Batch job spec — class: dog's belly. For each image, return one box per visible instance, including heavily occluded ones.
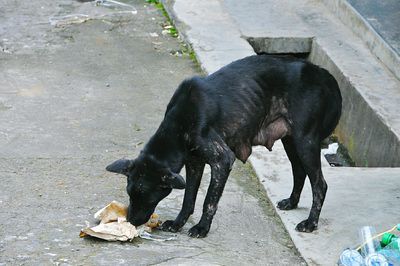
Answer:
[252,117,290,149]
[232,117,290,162]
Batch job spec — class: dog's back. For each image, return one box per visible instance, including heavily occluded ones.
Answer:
[165,54,341,163]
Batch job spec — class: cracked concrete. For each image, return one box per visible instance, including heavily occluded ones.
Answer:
[0,0,304,265]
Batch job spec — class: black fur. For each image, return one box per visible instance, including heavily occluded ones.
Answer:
[107,54,342,237]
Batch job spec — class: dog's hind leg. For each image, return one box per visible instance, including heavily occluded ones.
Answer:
[293,135,327,233]
[161,159,205,232]
[188,131,235,238]
[277,136,307,210]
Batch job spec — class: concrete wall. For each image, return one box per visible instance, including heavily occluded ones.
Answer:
[309,41,400,167]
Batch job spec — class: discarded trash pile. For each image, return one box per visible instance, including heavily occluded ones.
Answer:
[339,224,400,266]
[80,201,175,242]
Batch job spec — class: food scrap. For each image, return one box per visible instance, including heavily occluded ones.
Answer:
[80,201,164,242]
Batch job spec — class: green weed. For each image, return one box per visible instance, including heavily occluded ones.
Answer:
[145,0,201,68]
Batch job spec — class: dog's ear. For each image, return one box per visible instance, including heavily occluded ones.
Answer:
[106,159,135,176]
[161,172,186,189]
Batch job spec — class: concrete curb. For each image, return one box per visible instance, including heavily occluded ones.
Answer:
[320,0,400,80]
[161,0,254,74]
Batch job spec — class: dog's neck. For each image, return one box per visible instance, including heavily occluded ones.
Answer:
[144,116,186,173]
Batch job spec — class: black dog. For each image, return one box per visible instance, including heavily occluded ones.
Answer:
[106,54,342,237]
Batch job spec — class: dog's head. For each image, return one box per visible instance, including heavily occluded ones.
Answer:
[106,155,185,226]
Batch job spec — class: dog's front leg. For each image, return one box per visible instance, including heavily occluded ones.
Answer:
[161,159,205,232]
[188,134,235,238]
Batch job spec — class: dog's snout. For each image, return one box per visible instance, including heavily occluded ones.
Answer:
[128,216,148,226]
[127,206,152,226]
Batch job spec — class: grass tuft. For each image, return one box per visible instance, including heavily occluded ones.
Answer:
[145,0,201,68]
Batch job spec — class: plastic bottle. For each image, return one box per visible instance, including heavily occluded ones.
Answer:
[338,249,364,266]
[379,238,400,265]
[386,239,400,251]
[359,226,388,266]
[359,226,381,255]
[381,233,398,248]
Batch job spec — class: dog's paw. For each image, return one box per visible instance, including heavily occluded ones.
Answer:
[295,219,317,233]
[188,224,209,238]
[160,220,182,233]
[277,198,297,210]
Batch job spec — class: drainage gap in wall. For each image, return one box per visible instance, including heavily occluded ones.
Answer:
[255,51,310,59]
[322,136,355,167]
[246,36,313,54]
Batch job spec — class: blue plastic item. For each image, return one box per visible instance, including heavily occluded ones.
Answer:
[379,239,400,266]
[339,249,365,266]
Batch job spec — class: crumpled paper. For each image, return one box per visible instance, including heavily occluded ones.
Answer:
[94,200,129,224]
[80,216,138,241]
[80,201,164,242]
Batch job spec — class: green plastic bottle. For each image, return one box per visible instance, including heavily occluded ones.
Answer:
[381,233,398,248]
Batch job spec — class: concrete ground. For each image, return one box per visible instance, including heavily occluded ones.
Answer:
[0,0,305,265]
[164,0,400,265]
